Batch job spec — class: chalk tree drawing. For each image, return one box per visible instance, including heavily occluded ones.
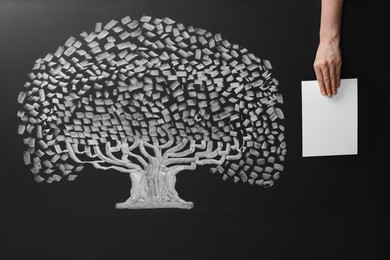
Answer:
[17,15,287,209]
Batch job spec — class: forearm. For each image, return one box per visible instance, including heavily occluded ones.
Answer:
[319,0,343,44]
[314,0,344,97]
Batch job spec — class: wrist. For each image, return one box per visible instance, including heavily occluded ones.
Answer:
[319,33,341,46]
[320,38,340,46]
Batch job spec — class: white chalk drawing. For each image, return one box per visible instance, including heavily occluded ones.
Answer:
[16,15,287,209]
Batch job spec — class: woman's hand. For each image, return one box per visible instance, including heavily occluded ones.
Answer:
[313,40,342,97]
[314,0,344,97]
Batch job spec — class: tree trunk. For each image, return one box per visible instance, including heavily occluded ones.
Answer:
[115,168,193,209]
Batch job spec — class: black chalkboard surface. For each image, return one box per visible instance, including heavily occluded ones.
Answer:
[1,0,388,259]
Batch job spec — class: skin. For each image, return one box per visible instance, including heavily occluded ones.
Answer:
[313,0,344,97]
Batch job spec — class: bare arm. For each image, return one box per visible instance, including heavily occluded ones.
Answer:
[313,0,344,97]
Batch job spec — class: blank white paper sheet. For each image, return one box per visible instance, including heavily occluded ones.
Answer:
[301,78,358,157]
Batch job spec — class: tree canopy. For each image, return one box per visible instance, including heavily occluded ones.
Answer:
[17,15,286,187]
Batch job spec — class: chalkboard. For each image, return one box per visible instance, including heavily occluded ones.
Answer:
[0,0,388,259]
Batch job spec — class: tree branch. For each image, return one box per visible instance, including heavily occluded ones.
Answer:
[179,162,197,172]
[85,146,99,158]
[226,153,242,160]
[104,141,147,170]
[162,140,237,170]
[105,142,125,164]
[91,162,137,174]
[169,163,197,175]
[121,140,148,168]
[163,141,219,167]
[109,140,122,153]
[138,140,155,162]
[94,145,126,166]
[197,142,230,165]
[158,139,174,150]
[162,138,189,160]
[166,141,195,158]
[142,139,161,160]
[93,145,142,170]
[231,137,241,151]
[66,143,104,164]
[66,143,144,173]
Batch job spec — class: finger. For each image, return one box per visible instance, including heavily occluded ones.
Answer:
[322,67,332,97]
[336,61,342,89]
[336,74,341,90]
[330,63,338,95]
[314,67,326,96]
